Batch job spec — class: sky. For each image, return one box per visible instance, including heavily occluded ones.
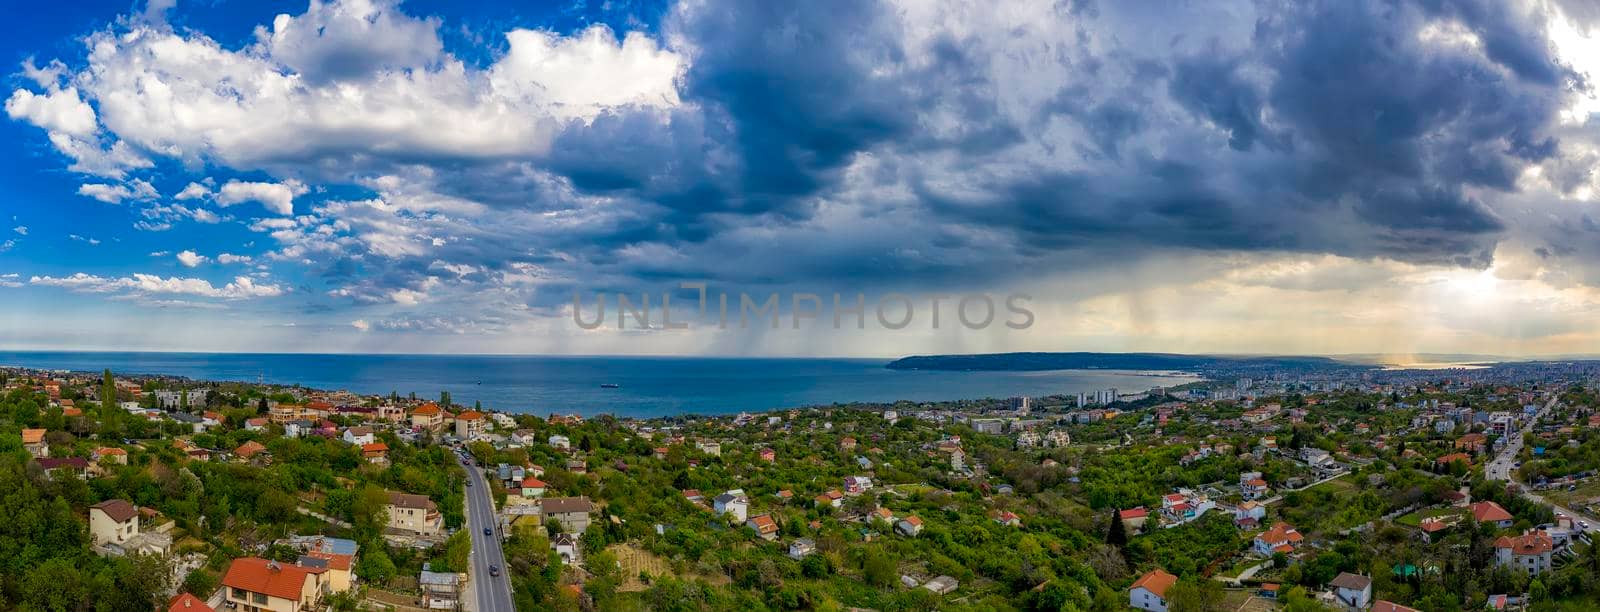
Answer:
[3,0,1600,358]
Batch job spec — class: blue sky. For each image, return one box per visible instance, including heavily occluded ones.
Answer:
[3,0,1600,357]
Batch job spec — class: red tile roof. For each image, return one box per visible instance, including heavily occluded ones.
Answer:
[92,499,138,522]
[235,441,267,458]
[21,429,46,444]
[1131,569,1177,598]
[1471,501,1513,523]
[166,593,213,612]
[1120,507,1149,519]
[1494,531,1553,555]
[221,557,315,602]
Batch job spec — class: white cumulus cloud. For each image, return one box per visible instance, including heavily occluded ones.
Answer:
[176,250,207,267]
[76,178,158,203]
[31,272,284,299]
[215,179,307,216]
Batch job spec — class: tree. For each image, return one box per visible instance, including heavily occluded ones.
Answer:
[862,548,896,587]
[1530,577,1547,602]
[102,369,116,413]
[1106,509,1128,548]
[1165,578,1223,612]
[357,548,397,584]
[440,391,452,409]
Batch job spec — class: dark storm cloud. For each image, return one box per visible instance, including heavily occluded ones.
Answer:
[305,0,1588,311]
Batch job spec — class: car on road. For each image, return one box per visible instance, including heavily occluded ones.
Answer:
[484,527,493,536]
[466,479,472,486]
[489,565,500,577]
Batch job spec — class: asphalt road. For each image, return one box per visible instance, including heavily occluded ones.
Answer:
[1486,396,1598,534]
[464,457,516,611]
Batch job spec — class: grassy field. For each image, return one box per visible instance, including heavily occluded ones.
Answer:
[1543,479,1600,514]
[1394,506,1465,528]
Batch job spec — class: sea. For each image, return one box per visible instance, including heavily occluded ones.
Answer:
[0,351,1201,418]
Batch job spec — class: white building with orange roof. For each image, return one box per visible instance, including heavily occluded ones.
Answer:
[1495,530,1554,575]
[454,410,487,439]
[1253,522,1305,556]
[21,428,47,458]
[1130,568,1177,611]
[410,403,444,431]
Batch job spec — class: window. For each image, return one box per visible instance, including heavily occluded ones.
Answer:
[253,593,267,604]
[233,588,248,600]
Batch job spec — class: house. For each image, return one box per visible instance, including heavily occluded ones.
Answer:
[896,516,924,537]
[922,575,959,595]
[342,427,375,446]
[1235,501,1267,523]
[1240,472,1270,500]
[682,489,705,504]
[541,497,595,534]
[387,492,443,536]
[566,459,586,474]
[94,447,128,465]
[21,428,47,458]
[520,476,547,498]
[361,442,390,463]
[1254,522,1304,556]
[1494,530,1554,575]
[245,417,269,432]
[714,491,750,522]
[747,514,780,540]
[552,533,581,564]
[90,499,141,547]
[419,570,460,610]
[1435,453,1471,469]
[870,506,894,523]
[376,404,405,423]
[548,434,571,450]
[1371,601,1420,612]
[1471,501,1515,529]
[759,448,776,462]
[1329,572,1372,609]
[1419,516,1454,541]
[235,441,269,462]
[695,440,722,456]
[815,489,843,508]
[297,551,354,593]
[843,475,873,495]
[994,510,1022,527]
[1130,568,1177,612]
[221,557,324,612]
[1120,507,1150,530]
[840,437,857,451]
[454,411,487,439]
[37,457,89,479]
[166,593,213,612]
[788,538,816,559]
[411,403,444,430]
[1455,433,1488,454]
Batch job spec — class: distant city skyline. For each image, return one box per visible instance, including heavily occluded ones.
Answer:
[5,0,1600,357]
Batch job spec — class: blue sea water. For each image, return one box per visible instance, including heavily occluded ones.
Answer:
[0,351,1200,418]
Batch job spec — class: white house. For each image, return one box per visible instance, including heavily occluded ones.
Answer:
[1329,573,1372,609]
[1130,569,1176,612]
[788,538,816,559]
[714,490,750,523]
[1495,531,1554,575]
[342,427,376,446]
